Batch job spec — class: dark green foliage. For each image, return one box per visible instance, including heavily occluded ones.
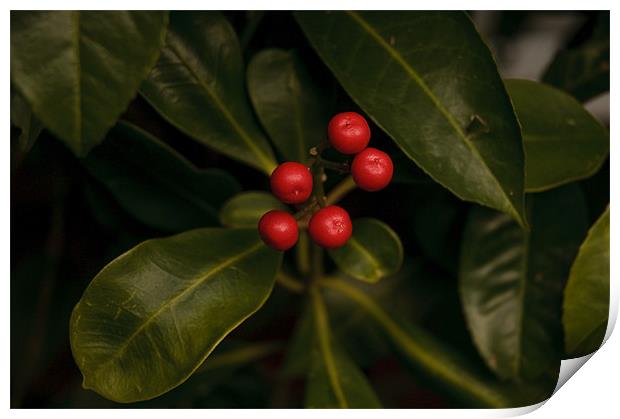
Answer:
[11,10,609,408]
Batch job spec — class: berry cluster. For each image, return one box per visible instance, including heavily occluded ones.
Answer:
[258,112,393,251]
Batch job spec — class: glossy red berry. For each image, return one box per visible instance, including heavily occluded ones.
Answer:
[258,210,299,251]
[327,112,371,154]
[351,147,394,192]
[308,205,352,249]
[270,162,313,204]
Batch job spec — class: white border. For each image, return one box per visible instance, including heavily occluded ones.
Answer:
[4,2,617,417]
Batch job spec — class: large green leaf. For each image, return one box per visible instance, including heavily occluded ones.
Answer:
[219,191,288,228]
[543,12,609,102]
[459,185,588,381]
[247,48,328,163]
[295,11,526,226]
[506,79,609,192]
[10,11,168,156]
[84,121,240,233]
[563,206,610,357]
[70,228,282,403]
[141,12,277,174]
[319,278,557,408]
[305,287,381,408]
[328,218,403,283]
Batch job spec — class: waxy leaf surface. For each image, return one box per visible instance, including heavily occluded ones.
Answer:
[70,228,282,402]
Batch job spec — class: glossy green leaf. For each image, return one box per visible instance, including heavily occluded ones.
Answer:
[411,189,463,274]
[506,79,609,192]
[84,121,241,233]
[543,13,609,102]
[140,12,277,174]
[281,304,314,378]
[328,218,403,283]
[305,288,381,408]
[11,89,44,161]
[459,185,588,381]
[295,11,526,226]
[564,206,610,357]
[320,278,557,408]
[70,228,282,403]
[10,11,168,156]
[219,191,288,228]
[247,49,328,163]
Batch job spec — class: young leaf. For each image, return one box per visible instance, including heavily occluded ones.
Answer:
[141,12,277,174]
[247,49,329,163]
[543,12,609,102]
[70,228,283,403]
[328,218,403,283]
[506,79,609,192]
[219,191,288,228]
[305,287,381,408]
[459,185,588,381]
[10,11,169,156]
[563,206,610,358]
[84,121,241,233]
[295,11,526,226]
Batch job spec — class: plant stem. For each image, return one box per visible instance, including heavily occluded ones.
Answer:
[196,340,284,373]
[276,272,305,293]
[310,242,323,283]
[312,164,327,208]
[295,231,311,276]
[317,277,513,408]
[325,176,356,206]
[318,157,349,173]
[309,285,348,408]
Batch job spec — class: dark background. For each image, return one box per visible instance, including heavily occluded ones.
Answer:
[11,10,609,408]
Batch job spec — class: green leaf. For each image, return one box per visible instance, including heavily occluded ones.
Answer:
[319,278,557,408]
[411,189,463,274]
[247,48,328,163]
[83,121,241,233]
[295,11,526,226]
[281,304,314,378]
[563,206,610,357]
[70,228,282,403]
[506,79,609,192]
[10,11,168,156]
[219,191,288,228]
[459,184,588,381]
[328,218,403,283]
[543,13,609,102]
[11,89,44,161]
[305,287,381,408]
[140,12,277,174]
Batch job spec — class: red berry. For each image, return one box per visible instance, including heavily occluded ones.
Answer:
[308,205,352,248]
[327,112,371,154]
[351,147,394,192]
[270,162,313,204]
[258,210,299,251]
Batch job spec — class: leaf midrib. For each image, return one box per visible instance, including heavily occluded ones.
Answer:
[346,237,383,279]
[87,239,264,375]
[310,287,348,408]
[343,11,521,223]
[166,42,274,172]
